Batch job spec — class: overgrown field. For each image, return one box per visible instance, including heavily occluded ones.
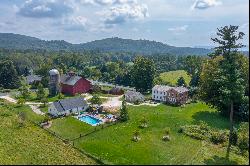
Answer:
[0,100,97,165]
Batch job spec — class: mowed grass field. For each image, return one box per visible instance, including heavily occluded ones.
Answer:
[160,70,191,86]
[48,102,249,165]
[0,100,97,165]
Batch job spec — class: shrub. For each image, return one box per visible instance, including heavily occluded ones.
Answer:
[237,122,249,153]
[230,127,238,146]
[132,130,141,142]
[162,127,171,141]
[179,121,211,140]
[139,117,148,128]
[210,130,228,145]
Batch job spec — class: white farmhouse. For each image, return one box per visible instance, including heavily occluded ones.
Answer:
[152,85,172,102]
[48,97,89,117]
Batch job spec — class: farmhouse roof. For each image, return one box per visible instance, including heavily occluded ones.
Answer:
[53,97,88,112]
[153,85,189,93]
[152,85,172,91]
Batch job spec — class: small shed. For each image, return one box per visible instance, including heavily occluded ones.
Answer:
[125,91,145,103]
[109,87,124,95]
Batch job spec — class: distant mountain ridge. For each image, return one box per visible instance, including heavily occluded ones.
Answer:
[0,33,214,56]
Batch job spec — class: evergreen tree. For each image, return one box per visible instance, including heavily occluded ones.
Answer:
[200,25,246,157]
[0,60,21,89]
[177,77,187,87]
[36,83,45,100]
[119,99,129,122]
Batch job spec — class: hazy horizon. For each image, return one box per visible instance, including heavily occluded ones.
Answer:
[0,0,249,47]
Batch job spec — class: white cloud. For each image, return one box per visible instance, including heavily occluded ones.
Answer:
[101,3,148,25]
[168,25,189,32]
[80,0,136,6]
[191,0,222,10]
[61,16,89,31]
[17,0,75,18]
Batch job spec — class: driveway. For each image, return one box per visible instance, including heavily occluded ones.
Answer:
[0,95,45,115]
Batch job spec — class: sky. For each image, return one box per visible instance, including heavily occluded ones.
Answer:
[0,0,249,47]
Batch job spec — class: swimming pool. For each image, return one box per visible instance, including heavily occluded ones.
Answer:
[78,115,102,126]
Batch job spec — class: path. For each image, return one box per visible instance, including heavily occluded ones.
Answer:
[127,102,160,107]
[101,96,123,108]
[0,95,45,115]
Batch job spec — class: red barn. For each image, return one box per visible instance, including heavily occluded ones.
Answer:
[60,72,92,96]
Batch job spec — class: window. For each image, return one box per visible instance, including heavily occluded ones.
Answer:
[160,97,162,99]
[154,95,155,98]
[164,92,165,95]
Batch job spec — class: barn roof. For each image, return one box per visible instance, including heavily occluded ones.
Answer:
[61,74,82,86]
[26,74,42,84]
[53,97,88,112]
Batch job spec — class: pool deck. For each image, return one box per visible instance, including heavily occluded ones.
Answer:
[74,113,117,126]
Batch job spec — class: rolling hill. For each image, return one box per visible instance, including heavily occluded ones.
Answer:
[0,33,213,55]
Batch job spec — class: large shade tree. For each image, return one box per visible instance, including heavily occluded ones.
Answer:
[0,60,21,89]
[130,56,155,92]
[199,25,247,157]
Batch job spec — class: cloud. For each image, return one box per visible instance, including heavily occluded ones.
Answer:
[101,3,148,25]
[17,0,75,18]
[168,25,189,32]
[80,0,136,6]
[61,16,89,31]
[191,0,222,10]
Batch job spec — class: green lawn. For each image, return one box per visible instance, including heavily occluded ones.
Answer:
[160,70,191,86]
[67,103,247,165]
[49,117,95,140]
[0,100,97,165]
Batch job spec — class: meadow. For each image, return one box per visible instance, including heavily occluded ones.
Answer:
[160,70,191,86]
[48,102,249,165]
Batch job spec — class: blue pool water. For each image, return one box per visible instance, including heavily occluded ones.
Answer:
[78,115,102,126]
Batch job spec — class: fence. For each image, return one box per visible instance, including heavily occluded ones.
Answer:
[28,119,110,165]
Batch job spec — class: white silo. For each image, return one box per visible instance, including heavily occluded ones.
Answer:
[49,69,60,96]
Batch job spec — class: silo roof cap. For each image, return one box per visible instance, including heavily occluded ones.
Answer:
[49,69,59,75]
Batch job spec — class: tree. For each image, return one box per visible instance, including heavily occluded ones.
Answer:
[41,97,48,107]
[36,83,45,100]
[200,25,246,158]
[139,116,148,128]
[119,99,129,122]
[184,55,204,87]
[177,77,187,87]
[17,98,26,106]
[58,92,65,99]
[19,84,30,100]
[130,56,155,92]
[90,94,101,105]
[0,60,21,89]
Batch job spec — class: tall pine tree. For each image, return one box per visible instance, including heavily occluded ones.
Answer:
[200,25,246,157]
